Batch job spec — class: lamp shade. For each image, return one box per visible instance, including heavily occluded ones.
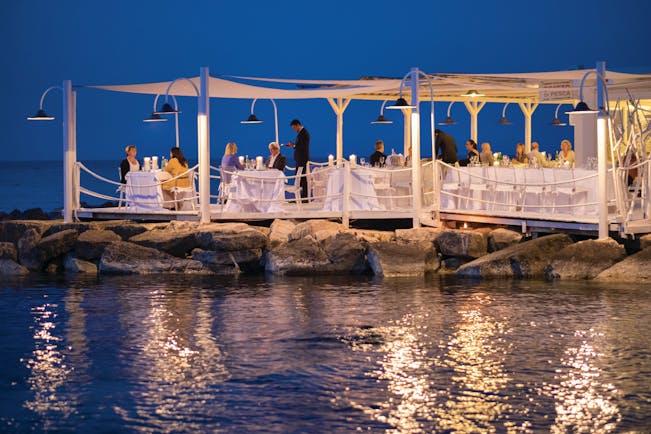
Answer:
[143,113,168,122]
[386,97,416,110]
[154,102,179,115]
[566,101,599,114]
[550,117,567,126]
[241,114,263,124]
[497,116,512,125]
[462,89,484,97]
[27,109,55,121]
[371,114,393,124]
[437,116,457,125]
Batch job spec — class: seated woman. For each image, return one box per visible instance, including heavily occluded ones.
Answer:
[369,140,387,167]
[557,139,575,167]
[220,142,244,184]
[458,139,479,166]
[162,147,191,207]
[119,144,140,183]
[480,142,494,166]
[513,143,529,165]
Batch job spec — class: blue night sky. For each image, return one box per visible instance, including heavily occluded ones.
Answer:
[3,0,651,163]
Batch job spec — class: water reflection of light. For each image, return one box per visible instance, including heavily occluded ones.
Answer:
[118,290,230,432]
[23,303,75,421]
[544,329,621,433]
[346,294,520,433]
[435,296,516,432]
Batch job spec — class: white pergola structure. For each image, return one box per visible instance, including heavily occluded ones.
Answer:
[53,63,651,234]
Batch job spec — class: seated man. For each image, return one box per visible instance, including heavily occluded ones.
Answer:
[480,142,494,166]
[369,140,387,167]
[527,141,547,167]
[265,142,287,170]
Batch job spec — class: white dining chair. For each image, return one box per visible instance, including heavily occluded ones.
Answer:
[285,166,303,210]
[117,167,126,208]
[169,170,197,211]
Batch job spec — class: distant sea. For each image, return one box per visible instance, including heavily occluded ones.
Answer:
[0,158,327,214]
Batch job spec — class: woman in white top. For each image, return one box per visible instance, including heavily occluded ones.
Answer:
[120,144,140,183]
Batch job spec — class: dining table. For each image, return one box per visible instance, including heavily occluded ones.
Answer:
[125,170,172,210]
[321,166,387,211]
[223,169,286,213]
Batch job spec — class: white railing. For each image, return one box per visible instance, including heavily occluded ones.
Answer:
[614,158,650,223]
[432,161,611,220]
[76,162,200,210]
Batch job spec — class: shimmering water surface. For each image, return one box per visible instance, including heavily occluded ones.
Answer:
[1,275,650,433]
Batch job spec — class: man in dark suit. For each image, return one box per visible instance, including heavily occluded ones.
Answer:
[434,129,458,164]
[265,142,287,170]
[286,119,310,200]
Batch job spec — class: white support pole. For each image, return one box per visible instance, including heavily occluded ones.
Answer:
[464,101,485,144]
[72,90,79,210]
[518,102,538,153]
[174,112,180,148]
[327,98,350,163]
[402,109,411,156]
[198,67,211,224]
[409,67,422,228]
[342,161,351,228]
[596,60,608,239]
[62,80,75,223]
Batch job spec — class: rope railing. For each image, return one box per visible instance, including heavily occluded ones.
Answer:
[439,189,599,210]
[78,162,199,189]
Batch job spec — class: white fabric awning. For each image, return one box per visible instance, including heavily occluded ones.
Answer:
[84,68,651,103]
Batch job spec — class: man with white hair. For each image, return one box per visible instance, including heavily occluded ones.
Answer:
[265,142,287,170]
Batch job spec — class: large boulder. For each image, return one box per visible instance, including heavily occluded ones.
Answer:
[367,241,439,277]
[99,241,209,275]
[43,222,94,237]
[456,234,574,279]
[0,242,17,261]
[395,227,441,245]
[103,222,148,240]
[269,219,296,246]
[64,255,98,274]
[265,237,330,275]
[75,229,122,260]
[640,234,651,250]
[191,248,262,274]
[129,229,198,258]
[288,220,344,241]
[436,229,487,259]
[0,220,51,244]
[196,229,267,251]
[488,228,523,252]
[17,228,43,271]
[0,259,29,275]
[346,229,394,243]
[594,246,651,282]
[321,232,368,273]
[37,229,78,263]
[547,238,626,280]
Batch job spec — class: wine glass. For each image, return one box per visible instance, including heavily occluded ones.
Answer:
[360,157,366,166]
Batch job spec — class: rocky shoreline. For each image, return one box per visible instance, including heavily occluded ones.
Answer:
[0,219,650,281]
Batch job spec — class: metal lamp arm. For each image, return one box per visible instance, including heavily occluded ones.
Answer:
[39,86,62,110]
[250,98,279,145]
[446,101,454,118]
[164,77,200,102]
[153,93,178,111]
[502,103,510,118]
[578,70,610,112]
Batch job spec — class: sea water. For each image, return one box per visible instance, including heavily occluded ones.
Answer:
[1,274,650,433]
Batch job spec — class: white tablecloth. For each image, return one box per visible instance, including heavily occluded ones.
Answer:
[322,167,384,211]
[440,166,606,216]
[126,171,170,210]
[224,170,286,213]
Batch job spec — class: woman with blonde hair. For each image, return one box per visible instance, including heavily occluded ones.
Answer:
[119,144,140,183]
[221,142,244,170]
[558,139,575,167]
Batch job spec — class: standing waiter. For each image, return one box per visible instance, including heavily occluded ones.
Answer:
[286,119,310,200]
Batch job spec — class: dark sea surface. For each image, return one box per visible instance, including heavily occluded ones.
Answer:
[1,274,650,433]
